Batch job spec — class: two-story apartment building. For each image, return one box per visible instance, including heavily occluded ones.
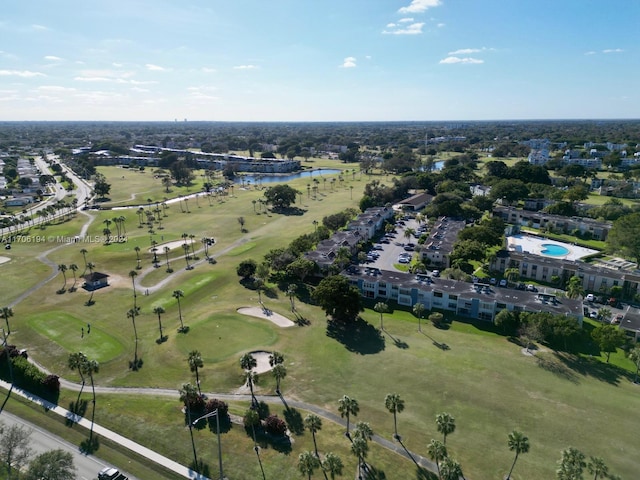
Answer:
[420,217,466,269]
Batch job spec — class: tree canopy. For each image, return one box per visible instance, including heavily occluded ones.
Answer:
[264,184,299,210]
[312,275,363,322]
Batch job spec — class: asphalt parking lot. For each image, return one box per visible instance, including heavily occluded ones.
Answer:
[364,217,426,272]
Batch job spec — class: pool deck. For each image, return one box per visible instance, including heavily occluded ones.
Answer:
[506,234,598,261]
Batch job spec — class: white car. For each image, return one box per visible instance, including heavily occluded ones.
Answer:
[585,293,595,302]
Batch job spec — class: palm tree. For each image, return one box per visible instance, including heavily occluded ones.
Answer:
[57,264,67,290]
[153,306,166,341]
[413,302,426,332]
[179,382,201,471]
[127,307,140,367]
[298,451,320,480]
[164,246,171,272]
[173,290,185,332]
[440,457,463,480]
[321,452,344,480]
[67,352,88,404]
[182,243,191,269]
[269,351,284,367]
[427,439,448,478]
[504,267,520,286]
[79,248,88,273]
[272,364,287,395]
[240,353,258,403]
[69,263,78,289]
[287,284,297,312]
[628,346,640,384]
[81,359,99,443]
[134,246,141,269]
[353,421,374,442]
[587,456,608,480]
[506,430,529,479]
[436,412,456,445]
[404,227,415,242]
[188,350,204,396]
[304,414,322,457]
[129,270,138,309]
[566,275,585,299]
[557,447,586,480]
[374,302,389,330]
[338,395,359,436]
[384,392,405,440]
[2,306,14,334]
[350,436,369,479]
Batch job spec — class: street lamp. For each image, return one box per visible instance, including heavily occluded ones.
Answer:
[192,409,225,480]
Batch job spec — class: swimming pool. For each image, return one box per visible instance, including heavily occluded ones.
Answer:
[540,244,570,257]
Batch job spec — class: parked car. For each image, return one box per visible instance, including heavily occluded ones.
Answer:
[611,313,624,324]
[526,284,538,292]
[98,467,128,480]
[489,278,497,285]
[585,293,595,302]
[432,270,440,277]
[498,279,508,287]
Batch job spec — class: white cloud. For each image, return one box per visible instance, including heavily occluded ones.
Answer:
[437,23,445,28]
[131,87,150,93]
[386,23,397,28]
[31,24,49,31]
[439,56,484,64]
[341,57,357,68]
[112,62,124,67]
[201,67,216,73]
[383,22,425,35]
[448,48,481,55]
[584,51,597,55]
[603,48,623,53]
[398,0,442,14]
[0,70,46,78]
[146,63,168,71]
[365,55,372,60]
[398,17,414,23]
[74,76,113,82]
[233,65,258,70]
[44,55,62,61]
[37,85,76,92]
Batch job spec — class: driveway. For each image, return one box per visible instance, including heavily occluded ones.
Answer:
[365,217,422,272]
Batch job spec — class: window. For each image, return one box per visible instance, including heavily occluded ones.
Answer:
[434,291,443,298]
[449,295,458,301]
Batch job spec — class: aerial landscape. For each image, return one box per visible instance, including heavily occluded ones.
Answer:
[2,1,640,480]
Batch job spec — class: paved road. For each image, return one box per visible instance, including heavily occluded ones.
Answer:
[0,409,120,480]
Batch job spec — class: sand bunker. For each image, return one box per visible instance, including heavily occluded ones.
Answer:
[0,256,11,265]
[251,351,275,374]
[148,240,190,253]
[237,306,295,327]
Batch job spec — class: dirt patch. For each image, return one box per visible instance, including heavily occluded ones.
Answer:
[237,306,295,327]
[148,240,188,253]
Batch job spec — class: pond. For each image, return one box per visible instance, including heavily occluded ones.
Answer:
[234,169,342,185]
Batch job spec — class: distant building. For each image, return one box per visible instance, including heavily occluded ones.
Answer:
[82,272,109,291]
[397,192,433,212]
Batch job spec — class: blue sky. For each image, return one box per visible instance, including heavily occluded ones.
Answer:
[1,0,639,121]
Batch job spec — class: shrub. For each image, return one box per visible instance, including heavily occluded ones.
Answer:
[41,374,60,393]
[205,398,228,417]
[264,414,287,436]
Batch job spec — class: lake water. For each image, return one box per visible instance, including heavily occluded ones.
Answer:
[234,169,342,185]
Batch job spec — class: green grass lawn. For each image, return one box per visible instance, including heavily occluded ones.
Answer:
[4,166,640,479]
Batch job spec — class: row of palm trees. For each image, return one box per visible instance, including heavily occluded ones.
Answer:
[56,263,79,292]
[67,352,99,445]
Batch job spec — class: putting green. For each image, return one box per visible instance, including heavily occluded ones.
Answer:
[28,311,125,362]
[174,311,278,362]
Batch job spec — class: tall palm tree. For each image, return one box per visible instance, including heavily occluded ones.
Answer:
[67,352,88,404]
[129,270,138,309]
[298,451,320,480]
[338,395,359,436]
[153,306,165,341]
[188,350,204,396]
[384,392,405,440]
[240,353,258,404]
[82,359,99,443]
[182,243,191,269]
[287,284,297,312]
[304,413,323,457]
[427,439,448,478]
[57,264,67,290]
[269,351,284,367]
[353,421,374,442]
[173,290,185,332]
[440,457,463,480]
[557,447,586,480]
[164,246,171,271]
[413,302,426,332]
[272,364,287,395]
[69,263,78,289]
[587,456,608,480]
[566,275,585,299]
[179,382,200,471]
[350,437,369,479]
[2,306,14,335]
[374,302,389,330]
[79,248,88,273]
[506,430,529,479]
[321,452,343,480]
[436,412,456,445]
[127,307,140,367]
[134,246,141,269]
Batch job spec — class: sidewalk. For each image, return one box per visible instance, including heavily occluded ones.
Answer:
[0,379,209,480]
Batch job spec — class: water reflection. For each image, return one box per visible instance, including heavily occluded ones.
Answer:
[234,168,342,185]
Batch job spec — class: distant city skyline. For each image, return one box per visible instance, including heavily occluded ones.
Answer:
[2,0,639,122]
